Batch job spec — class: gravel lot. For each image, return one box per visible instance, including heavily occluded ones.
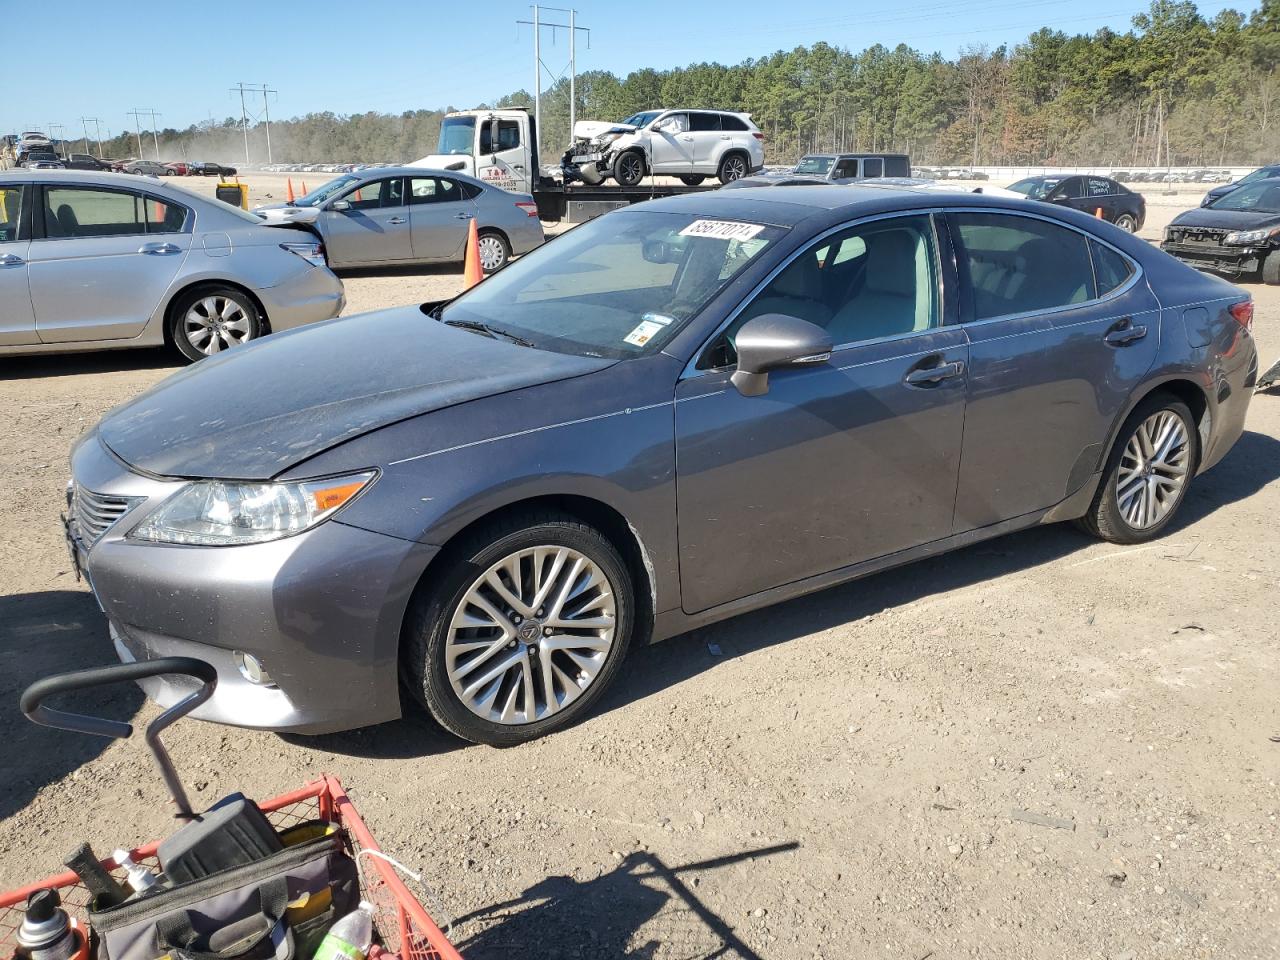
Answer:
[1,175,1276,959]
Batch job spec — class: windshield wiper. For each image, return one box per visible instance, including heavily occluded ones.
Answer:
[443,318,534,348]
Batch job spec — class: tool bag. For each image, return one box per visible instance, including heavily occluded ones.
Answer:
[89,833,358,960]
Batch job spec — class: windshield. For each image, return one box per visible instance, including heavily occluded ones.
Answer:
[438,117,476,155]
[295,175,359,207]
[438,211,785,359]
[794,156,834,175]
[1209,180,1280,213]
[622,111,661,128]
[1007,178,1061,199]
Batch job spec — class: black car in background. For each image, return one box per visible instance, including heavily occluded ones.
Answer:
[64,153,112,171]
[1200,163,1280,207]
[191,161,238,177]
[1007,175,1145,231]
[1163,176,1280,283]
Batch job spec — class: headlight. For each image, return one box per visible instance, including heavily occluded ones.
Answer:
[592,132,622,148]
[130,471,376,546]
[1224,226,1280,246]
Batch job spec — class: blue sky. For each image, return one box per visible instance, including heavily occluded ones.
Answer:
[6,0,1255,138]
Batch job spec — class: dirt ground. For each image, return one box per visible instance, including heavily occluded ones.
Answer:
[0,176,1277,960]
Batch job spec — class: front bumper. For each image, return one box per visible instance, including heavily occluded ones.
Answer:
[1161,241,1268,277]
[68,434,437,734]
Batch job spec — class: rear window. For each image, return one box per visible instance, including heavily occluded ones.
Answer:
[720,114,749,132]
[1091,240,1135,296]
[884,156,910,177]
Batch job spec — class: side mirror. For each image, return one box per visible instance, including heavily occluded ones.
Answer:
[487,119,501,156]
[641,237,685,264]
[730,313,833,397]
[330,199,351,212]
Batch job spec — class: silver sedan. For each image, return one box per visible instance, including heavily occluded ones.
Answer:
[254,167,545,272]
[0,170,345,362]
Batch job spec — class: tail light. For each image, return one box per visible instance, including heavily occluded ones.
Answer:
[515,201,539,218]
[1229,299,1254,330]
[752,132,765,141]
[280,240,327,267]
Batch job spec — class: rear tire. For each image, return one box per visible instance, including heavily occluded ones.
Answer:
[679,174,706,186]
[1263,251,1280,285]
[1075,394,1198,544]
[717,153,750,184]
[612,151,646,187]
[169,285,263,363]
[403,512,635,746]
[1114,213,1137,232]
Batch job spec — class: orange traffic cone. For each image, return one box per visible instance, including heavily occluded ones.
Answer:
[463,218,483,289]
[301,181,308,195]
[286,178,295,202]
[1095,207,1104,218]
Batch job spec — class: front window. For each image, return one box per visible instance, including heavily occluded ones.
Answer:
[1210,180,1280,213]
[437,211,785,359]
[795,156,834,176]
[295,176,359,207]
[622,111,661,128]
[0,186,23,242]
[1007,178,1060,200]
[1238,166,1280,185]
[437,116,476,155]
[340,178,404,210]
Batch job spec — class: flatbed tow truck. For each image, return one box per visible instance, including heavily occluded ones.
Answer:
[413,107,715,223]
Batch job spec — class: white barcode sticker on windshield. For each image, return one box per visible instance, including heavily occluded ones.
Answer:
[623,318,666,347]
[678,219,766,241]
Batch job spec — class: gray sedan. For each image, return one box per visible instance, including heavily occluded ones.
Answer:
[254,167,544,272]
[0,170,344,361]
[66,185,1256,745]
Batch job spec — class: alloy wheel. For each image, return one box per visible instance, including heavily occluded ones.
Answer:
[618,154,644,184]
[722,156,747,180]
[445,545,617,725]
[183,296,252,355]
[1116,214,1137,232]
[1115,410,1189,529]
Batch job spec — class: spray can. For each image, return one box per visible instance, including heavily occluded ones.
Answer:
[15,890,78,960]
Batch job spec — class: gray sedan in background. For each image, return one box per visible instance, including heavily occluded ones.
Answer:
[0,171,344,361]
[66,185,1256,746]
[254,167,544,272]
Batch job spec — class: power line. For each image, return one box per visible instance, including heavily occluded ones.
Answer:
[230,82,276,167]
[79,117,103,158]
[517,6,590,154]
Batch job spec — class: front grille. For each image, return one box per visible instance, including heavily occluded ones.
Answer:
[71,484,139,544]
[1167,227,1228,246]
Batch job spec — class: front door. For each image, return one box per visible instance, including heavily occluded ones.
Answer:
[0,184,35,345]
[319,177,413,266]
[28,185,189,343]
[475,117,531,195]
[675,214,968,613]
[948,211,1160,530]
[408,176,477,261]
[649,113,693,173]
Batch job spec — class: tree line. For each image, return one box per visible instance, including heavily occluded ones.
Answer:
[72,0,1280,169]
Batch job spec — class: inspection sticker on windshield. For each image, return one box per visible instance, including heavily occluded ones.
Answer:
[624,318,668,347]
[679,219,766,241]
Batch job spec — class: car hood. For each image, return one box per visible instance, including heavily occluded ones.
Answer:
[98,307,614,480]
[252,204,322,225]
[1170,206,1280,229]
[411,155,474,174]
[572,120,638,140]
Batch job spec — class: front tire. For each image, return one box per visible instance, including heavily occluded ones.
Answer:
[612,151,646,187]
[477,230,510,273]
[169,286,263,363]
[1263,251,1280,285]
[717,153,750,184]
[403,513,634,746]
[1076,394,1198,544]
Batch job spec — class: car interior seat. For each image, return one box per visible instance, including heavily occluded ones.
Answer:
[736,252,833,330]
[826,229,931,343]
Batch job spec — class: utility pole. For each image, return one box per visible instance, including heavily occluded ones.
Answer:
[516,7,589,159]
[142,110,161,158]
[261,83,277,164]
[231,82,251,166]
[81,117,104,157]
[48,123,65,158]
[126,109,146,158]
[230,82,275,167]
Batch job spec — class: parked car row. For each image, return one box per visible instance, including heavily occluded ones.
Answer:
[261,162,400,174]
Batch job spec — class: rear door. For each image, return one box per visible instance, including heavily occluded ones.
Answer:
[28,185,190,343]
[948,211,1159,530]
[1087,177,1120,220]
[686,112,722,171]
[0,183,35,345]
[318,177,413,266]
[408,176,477,261]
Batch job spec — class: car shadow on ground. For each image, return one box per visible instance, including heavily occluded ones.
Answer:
[310,427,1280,758]
[0,348,177,381]
[451,842,799,959]
[333,264,461,280]
[0,589,141,822]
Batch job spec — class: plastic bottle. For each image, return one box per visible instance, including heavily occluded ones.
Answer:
[16,889,77,960]
[312,902,375,960]
[113,850,158,895]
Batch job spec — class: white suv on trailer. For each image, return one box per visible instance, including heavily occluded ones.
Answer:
[565,109,765,187]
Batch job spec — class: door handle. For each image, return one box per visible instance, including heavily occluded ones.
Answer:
[720,135,731,140]
[138,242,180,255]
[0,253,23,266]
[680,136,694,142]
[903,359,965,386]
[386,217,407,225]
[453,212,474,220]
[1104,320,1147,346]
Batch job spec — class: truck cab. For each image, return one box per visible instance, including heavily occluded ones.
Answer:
[415,109,536,196]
